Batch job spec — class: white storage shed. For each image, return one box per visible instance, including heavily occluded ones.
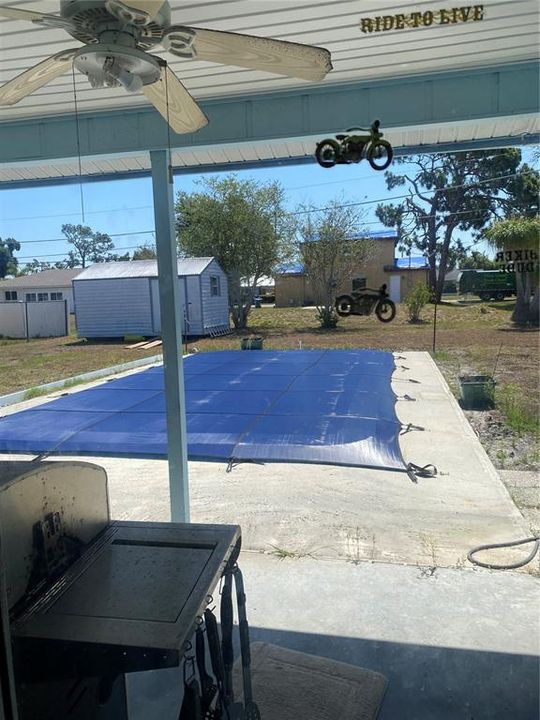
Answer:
[73,258,229,338]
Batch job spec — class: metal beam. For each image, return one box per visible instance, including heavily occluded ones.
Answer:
[0,63,538,165]
[1,132,538,189]
[150,149,189,523]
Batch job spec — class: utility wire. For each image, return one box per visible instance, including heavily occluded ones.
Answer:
[17,244,142,261]
[16,230,156,245]
[2,205,154,222]
[2,166,534,225]
[8,169,528,248]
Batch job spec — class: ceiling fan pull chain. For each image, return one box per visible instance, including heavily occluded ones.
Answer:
[71,63,86,224]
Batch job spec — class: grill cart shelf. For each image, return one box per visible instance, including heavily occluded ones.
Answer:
[0,461,241,720]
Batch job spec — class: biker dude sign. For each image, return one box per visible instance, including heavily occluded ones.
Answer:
[359,5,484,33]
[496,249,539,274]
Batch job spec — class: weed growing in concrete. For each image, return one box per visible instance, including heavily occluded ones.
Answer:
[419,533,439,567]
[268,545,314,560]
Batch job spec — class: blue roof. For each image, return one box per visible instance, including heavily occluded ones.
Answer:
[304,230,397,242]
[277,261,304,275]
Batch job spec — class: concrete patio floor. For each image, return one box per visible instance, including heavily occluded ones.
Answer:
[1,350,538,718]
[127,554,539,720]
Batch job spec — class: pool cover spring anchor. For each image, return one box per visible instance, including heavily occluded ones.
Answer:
[400,423,425,434]
[226,457,266,474]
[406,462,438,484]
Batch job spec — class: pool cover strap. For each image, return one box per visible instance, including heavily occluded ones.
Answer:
[406,462,438,483]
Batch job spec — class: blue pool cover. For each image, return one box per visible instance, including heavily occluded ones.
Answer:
[0,350,409,471]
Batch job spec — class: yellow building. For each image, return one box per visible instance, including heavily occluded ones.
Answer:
[275,233,429,306]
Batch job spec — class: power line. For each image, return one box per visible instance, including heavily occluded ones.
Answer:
[285,149,515,191]
[1,205,154,222]
[8,168,536,251]
[285,170,528,217]
[17,244,143,261]
[17,230,155,245]
[2,151,516,222]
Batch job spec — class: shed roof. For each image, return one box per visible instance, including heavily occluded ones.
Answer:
[0,268,81,288]
[74,258,215,281]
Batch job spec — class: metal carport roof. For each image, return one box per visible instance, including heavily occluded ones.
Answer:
[0,0,538,186]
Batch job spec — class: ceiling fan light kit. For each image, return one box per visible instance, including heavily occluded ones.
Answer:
[0,0,332,133]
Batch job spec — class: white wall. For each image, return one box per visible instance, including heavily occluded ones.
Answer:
[2,286,75,312]
[150,277,187,335]
[200,260,230,333]
[0,303,26,338]
[0,301,68,338]
[74,278,154,338]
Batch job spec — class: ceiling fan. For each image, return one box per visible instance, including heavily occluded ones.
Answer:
[0,0,333,134]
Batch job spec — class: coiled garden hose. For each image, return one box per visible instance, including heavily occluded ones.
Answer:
[467,536,540,570]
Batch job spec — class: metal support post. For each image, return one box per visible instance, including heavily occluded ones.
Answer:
[150,149,189,522]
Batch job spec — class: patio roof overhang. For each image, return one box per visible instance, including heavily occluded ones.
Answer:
[0,62,538,187]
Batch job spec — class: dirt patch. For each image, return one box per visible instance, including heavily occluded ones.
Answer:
[464,409,538,471]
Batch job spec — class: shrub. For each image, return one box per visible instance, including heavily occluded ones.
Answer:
[404,283,432,323]
[316,307,339,328]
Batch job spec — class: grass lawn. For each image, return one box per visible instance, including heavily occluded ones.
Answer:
[0,318,160,397]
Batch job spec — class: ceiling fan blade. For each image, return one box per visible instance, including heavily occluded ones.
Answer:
[163,26,332,82]
[0,5,72,28]
[0,49,76,106]
[143,64,208,135]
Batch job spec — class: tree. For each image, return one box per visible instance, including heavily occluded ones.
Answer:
[19,259,52,275]
[61,224,115,268]
[445,243,499,270]
[0,237,20,278]
[297,201,374,328]
[486,216,540,326]
[376,150,539,300]
[132,243,157,260]
[176,175,293,329]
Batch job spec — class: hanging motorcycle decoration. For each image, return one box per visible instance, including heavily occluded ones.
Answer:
[315,119,393,170]
[335,284,396,323]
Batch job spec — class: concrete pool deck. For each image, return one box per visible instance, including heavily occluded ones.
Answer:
[1,350,538,719]
[0,351,533,569]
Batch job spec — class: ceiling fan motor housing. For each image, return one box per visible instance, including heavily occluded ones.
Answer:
[60,0,170,49]
[74,45,161,91]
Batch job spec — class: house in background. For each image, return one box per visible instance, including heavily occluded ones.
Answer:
[0,268,81,312]
[73,258,229,338]
[384,256,430,301]
[275,232,429,306]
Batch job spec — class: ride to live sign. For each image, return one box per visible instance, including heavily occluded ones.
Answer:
[360,5,484,33]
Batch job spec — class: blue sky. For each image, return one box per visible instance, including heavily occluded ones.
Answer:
[0,147,536,269]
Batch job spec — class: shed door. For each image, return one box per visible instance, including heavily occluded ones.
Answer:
[389,276,401,303]
[150,278,187,335]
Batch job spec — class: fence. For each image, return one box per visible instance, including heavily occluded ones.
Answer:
[0,300,69,339]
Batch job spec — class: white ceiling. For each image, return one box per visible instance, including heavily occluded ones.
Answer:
[0,0,538,122]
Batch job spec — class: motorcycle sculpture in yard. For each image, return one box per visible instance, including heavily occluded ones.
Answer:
[335,284,396,323]
[315,119,393,170]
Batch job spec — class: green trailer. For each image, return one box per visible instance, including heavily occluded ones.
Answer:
[457,269,516,300]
